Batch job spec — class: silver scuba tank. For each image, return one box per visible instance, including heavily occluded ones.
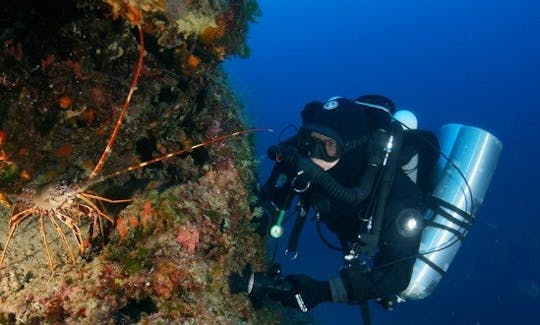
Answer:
[399,124,502,300]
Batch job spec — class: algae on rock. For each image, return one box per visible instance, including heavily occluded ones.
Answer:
[0,0,287,323]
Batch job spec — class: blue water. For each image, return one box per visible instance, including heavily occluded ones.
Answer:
[225,1,540,324]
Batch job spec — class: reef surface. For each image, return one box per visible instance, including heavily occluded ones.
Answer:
[0,0,295,323]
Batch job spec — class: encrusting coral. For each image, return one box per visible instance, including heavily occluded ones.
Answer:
[0,0,298,323]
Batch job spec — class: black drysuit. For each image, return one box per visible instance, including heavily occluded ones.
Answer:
[260,135,425,304]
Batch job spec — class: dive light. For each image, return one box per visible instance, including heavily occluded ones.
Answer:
[270,210,286,238]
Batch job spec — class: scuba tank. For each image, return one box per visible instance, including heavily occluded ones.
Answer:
[399,124,502,300]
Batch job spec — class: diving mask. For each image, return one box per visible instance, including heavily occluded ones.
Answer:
[297,128,342,163]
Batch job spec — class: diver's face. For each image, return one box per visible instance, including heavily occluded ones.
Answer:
[298,129,341,162]
[310,132,339,158]
[311,156,340,171]
[298,129,341,171]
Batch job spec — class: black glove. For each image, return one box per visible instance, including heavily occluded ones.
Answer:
[229,265,331,312]
[267,274,332,312]
[268,144,327,184]
[294,156,324,182]
[229,264,285,297]
[229,264,254,294]
[268,144,299,166]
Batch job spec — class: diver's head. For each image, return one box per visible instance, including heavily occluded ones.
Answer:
[355,94,396,115]
[297,127,342,170]
[299,97,369,170]
[355,94,396,131]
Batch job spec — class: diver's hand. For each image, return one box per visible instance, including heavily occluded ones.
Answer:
[267,274,331,312]
[268,145,325,183]
[268,145,299,165]
[228,264,278,298]
[229,264,253,294]
[295,156,324,182]
[229,265,331,312]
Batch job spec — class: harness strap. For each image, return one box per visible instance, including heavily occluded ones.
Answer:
[286,202,308,256]
[418,255,446,277]
[431,196,474,226]
[419,197,475,275]
[355,122,404,258]
[424,196,474,243]
[424,220,466,242]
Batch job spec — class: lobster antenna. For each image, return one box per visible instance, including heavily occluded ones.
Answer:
[89,3,145,180]
[86,128,273,188]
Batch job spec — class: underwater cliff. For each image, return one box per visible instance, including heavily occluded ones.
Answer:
[0,0,293,322]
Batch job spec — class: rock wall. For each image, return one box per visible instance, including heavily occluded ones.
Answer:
[0,0,289,322]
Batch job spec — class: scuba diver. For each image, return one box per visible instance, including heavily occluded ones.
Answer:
[229,94,502,323]
[229,95,441,318]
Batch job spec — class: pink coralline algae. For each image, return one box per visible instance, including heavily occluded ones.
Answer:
[176,225,200,255]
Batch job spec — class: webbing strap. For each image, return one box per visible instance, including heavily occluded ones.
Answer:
[420,197,475,276]
[425,220,466,242]
[418,255,446,277]
[356,122,404,258]
[431,196,474,227]
[425,196,474,242]
[287,210,306,256]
